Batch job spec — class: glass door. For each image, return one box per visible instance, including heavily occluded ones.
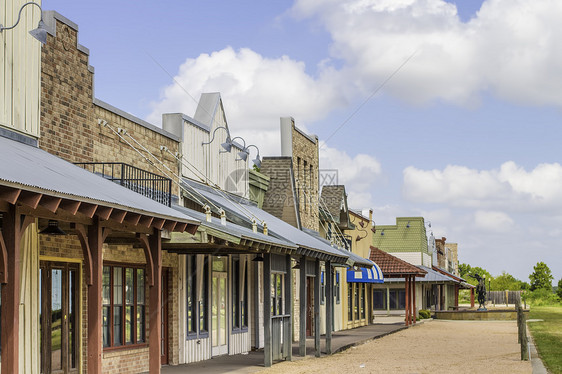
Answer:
[211,257,228,356]
[40,262,79,374]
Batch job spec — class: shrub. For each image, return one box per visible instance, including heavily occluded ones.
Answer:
[418,309,431,319]
[523,289,561,306]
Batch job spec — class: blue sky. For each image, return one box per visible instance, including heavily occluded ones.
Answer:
[44,0,562,284]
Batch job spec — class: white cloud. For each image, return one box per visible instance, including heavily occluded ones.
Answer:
[473,210,515,233]
[291,0,562,107]
[319,142,382,208]
[148,47,345,156]
[402,161,562,213]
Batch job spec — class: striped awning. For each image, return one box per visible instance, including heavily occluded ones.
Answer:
[346,263,384,283]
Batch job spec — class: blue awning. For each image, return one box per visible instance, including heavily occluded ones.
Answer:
[346,263,384,283]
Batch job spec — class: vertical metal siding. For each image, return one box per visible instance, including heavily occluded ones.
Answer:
[0,0,40,137]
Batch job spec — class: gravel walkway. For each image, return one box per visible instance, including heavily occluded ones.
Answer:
[258,320,532,374]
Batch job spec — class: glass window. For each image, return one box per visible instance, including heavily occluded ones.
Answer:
[335,272,340,304]
[242,260,248,328]
[354,284,360,320]
[361,284,366,319]
[373,290,386,310]
[232,257,240,329]
[186,255,197,335]
[200,256,209,333]
[348,283,353,321]
[320,271,325,305]
[103,264,145,348]
[271,273,284,316]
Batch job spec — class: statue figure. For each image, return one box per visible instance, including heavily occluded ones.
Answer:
[470,273,487,311]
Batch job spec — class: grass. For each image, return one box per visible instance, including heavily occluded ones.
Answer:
[528,305,562,374]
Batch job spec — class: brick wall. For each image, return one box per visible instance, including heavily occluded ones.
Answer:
[261,157,299,228]
[291,126,319,232]
[38,12,183,373]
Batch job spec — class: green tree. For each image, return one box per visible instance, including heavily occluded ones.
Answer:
[459,263,492,287]
[492,271,525,291]
[529,262,554,291]
[557,278,562,299]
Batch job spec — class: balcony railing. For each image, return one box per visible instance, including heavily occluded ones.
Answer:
[75,162,172,207]
[327,232,352,250]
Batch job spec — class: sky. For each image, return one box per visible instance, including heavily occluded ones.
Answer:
[44,0,562,284]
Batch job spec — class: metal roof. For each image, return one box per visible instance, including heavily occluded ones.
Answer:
[383,265,455,283]
[0,136,199,225]
[172,205,297,249]
[182,179,348,262]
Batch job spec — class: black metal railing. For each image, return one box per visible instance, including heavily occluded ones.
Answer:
[327,232,353,250]
[75,162,172,206]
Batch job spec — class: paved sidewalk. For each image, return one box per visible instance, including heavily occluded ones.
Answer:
[160,322,407,374]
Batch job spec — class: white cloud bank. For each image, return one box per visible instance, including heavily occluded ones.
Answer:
[403,161,562,213]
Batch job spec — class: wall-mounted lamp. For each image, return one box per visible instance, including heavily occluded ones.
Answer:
[252,253,264,262]
[292,261,300,269]
[380,229,385,236]
[202,126,229,146]
[239,144,261,168]
[221,136,245,153]
[406,221,410,228]
[40,220,67,235]
[0,2,48,44]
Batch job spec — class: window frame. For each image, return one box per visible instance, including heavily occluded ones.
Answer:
[102,262,146,350]
[186,255,209,340]
[232,256,249,333]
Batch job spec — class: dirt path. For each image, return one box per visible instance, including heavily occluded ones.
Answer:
[258,320,532,374]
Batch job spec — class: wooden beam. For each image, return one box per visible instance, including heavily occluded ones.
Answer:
[87,217,105,374]
[18,191,43,209]
[163,220,177,232]
[138,215,154,229]
[0,187,21,204]
[148,229,162,374]
[59,200,81,215]
[137,233,155,287]
[39,196,62,213]
[299,256,307,356]
[0,231,7,284]
[1,205,29,374]
[109,209,127,224]
[151,218,165,230]
[95,206,113,221]
[185,223,199,235]
[78,203,98,218]
[124,212,141,226]
[72,223,94,286]
[174,222,188,233]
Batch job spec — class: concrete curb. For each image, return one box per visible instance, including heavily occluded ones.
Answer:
[528,330,549,374]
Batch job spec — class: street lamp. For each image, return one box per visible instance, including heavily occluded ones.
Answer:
[0,2,48,44]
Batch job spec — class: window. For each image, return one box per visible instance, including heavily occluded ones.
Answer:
[354,284,360,320]
[232,256,249,332]
[186,255,197,335]
[387,289,406,310]
[361,284,366,319]
[373,290,386,309]
[348,283,353,321]
[335,272,340,304]
[102,264,145,348]
[186,255,209,339]
[271,273,284,316]
[320,271,325,305]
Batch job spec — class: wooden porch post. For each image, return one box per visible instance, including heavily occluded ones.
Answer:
[470,288,475,308]
[264,253,272,367]
[325,261,333,355]
[412,275,417,325]
[285,254,293,361]
[299,256,307,356]
[0,206,32,374]
[314,258,321,357]
[148,228,162,374]
[404,275,410,326]
[455,284,459,308]
[86,218,108,374]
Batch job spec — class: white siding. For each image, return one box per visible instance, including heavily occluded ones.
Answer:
[390,251,422,266]
[0,0,41,137]
[422,252,431,267]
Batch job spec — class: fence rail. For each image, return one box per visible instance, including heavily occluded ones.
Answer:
[271,314,291,361]
[75,162,172,206]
